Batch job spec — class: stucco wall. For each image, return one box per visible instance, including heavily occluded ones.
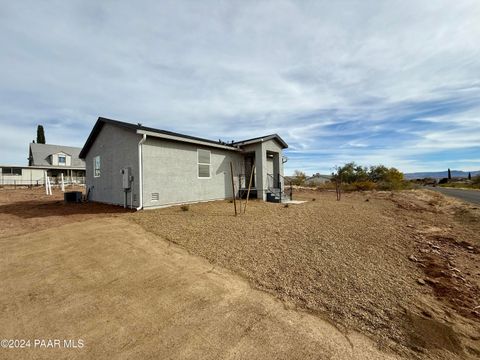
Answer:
[142,137,244,208]
[85,123,141,207]
[240,139,284,199]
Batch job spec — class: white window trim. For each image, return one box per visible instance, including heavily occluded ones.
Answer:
[93,155,101,178]
[58,155,66,165]
[197,149,211,179]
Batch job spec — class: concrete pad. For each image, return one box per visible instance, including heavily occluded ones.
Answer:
[0,217,401,359]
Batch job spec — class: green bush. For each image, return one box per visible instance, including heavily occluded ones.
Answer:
[352,181,377,191]
[332,162,410,192]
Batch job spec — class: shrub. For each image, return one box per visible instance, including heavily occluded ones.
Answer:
[473,175,480,185]
[332,163,410,192]
[180,204,189,211]
[352,181,377,191]
[291,170,307,186]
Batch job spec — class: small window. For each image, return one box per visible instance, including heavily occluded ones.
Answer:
[58,155,66,164]
[93,156,101,177]
[197,149,211,178]
[2,167,22,176]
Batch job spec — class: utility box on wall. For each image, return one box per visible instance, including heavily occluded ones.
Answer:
[121,167,133,190]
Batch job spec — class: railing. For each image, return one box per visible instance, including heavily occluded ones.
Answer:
[0,177,86,187]
[280,174,293,201]
[266,173,293,201]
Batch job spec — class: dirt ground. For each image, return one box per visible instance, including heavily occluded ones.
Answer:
[1,187,479,359]
[0,187,131,238]
[132,189,480,359]
[0,196,399,359]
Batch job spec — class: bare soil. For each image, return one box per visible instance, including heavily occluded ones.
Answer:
[132,189,480,359]
[0,187,131,238]
[0,190,400,360]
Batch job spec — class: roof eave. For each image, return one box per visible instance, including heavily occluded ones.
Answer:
[137,129,243,152]
[234,135,288,149]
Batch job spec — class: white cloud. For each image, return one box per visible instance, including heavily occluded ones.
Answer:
[0,0,479,173]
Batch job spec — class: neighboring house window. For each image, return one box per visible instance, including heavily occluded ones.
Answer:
[2,167,22,176]
[197,149,211,178]
[94,156,101,177]
[58,155,66,165]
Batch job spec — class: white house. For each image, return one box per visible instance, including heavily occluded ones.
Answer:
[28,143,86,183]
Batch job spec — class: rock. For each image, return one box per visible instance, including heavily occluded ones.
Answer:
[407,224,414,228]
[425,278,439,285]
[409,255,418,262]
[421,308,433,318]
[467,246,474,250]
[417,278,426,285]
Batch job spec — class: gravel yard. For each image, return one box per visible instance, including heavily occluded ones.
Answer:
[132,189,480,359]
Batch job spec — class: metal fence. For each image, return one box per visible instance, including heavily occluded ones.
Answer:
[0,177,85,187]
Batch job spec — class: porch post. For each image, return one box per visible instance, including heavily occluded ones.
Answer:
[255,143,267,200]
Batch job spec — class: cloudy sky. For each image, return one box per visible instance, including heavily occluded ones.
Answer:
[1,0,479,175]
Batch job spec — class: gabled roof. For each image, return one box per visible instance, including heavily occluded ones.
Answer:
[79,117,288,158]
[29,143,85,168]
[232,134,288,149]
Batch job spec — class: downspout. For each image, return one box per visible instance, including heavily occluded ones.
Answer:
[136,134,147,210]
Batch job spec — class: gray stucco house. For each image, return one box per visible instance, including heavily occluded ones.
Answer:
[79,117,288,209]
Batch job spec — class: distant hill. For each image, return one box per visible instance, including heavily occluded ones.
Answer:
[404,170,480,180]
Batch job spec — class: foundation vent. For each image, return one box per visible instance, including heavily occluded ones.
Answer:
[151,193,159,201]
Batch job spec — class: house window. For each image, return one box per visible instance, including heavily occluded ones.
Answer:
[2,167,22,176]
[58,155,66,165]
[94,156,101,177]
[197,149,211,178]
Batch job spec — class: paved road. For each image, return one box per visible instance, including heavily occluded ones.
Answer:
[426,186,480,205]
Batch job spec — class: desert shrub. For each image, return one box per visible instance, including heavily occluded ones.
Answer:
[291,170,307,186]
[180,204,189,211]
[352,181,377,191]
[438,178,449,184]
[333,162,408,192]
[335,162,369,183]
[473,175,480,185]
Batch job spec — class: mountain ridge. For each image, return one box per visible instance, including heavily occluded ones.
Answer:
[404,170,480,180]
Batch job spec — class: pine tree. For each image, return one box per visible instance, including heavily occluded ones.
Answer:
[36,125,45,144]
[447,168,451,180]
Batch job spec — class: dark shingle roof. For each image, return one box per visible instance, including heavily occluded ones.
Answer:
[79,117,288,158]
[29,143,85,168]
[232,134,288,149]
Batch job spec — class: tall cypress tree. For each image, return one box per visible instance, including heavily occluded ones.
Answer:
[468,172,472,180]
[447,168,452,180]
[36,125,45,144]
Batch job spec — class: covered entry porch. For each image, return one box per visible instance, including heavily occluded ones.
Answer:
[237,148,290,203]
